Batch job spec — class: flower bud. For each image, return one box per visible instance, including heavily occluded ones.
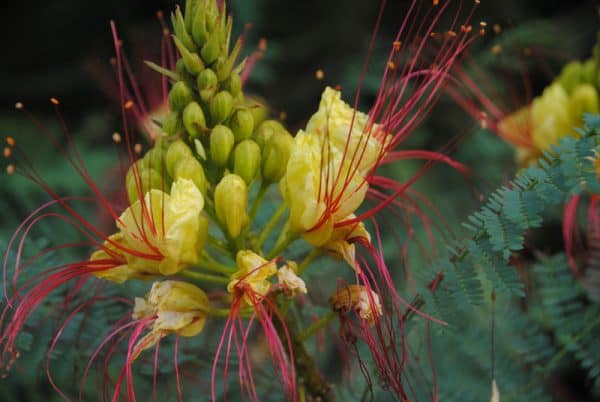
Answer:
[162,111,183,136]
[183,101,207,138]
[197,68,218,102]
[166,140,193,177]
[143,144,167,171]
[173,36,204,75]
[229,250,277,303]
[571,83,600,120]
[233,139,261,185]
[228,73,242,97]
[210,124,235,166]
[254,120,287,148]
[191,4,209,45]
[209,91,234,124]
[581,59,597,86]
[174,156,208,194]
[214,173,249,238]
[247,97,269,127]
[557,61,583,94]
[261,130,293,183]
[168,81,194,112]
[126,165,165,204]
[201,32,221,65]
[231,109,255,142]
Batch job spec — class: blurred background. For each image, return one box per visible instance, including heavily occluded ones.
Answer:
[1,0,599,401]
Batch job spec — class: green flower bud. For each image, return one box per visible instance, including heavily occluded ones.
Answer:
[209,91,233,124]
[228,73,242,97]
[214,173,249,238]
[191,4,209,46]
[174,156,208,194]
[557,61,583,94]
[201,32,221,65]
[571,83,600,120]
[126,165,165,204]
[233,140,261,185]
[184,0,199,32]
[173,36,205,75]
[231,109,255,142]
[143,144,167,171]
[197,68,218,102]
[210,124,235,166]
[216,38,242,81]
[162,111,183,136]
[261,130,293,183]
[581,59,596,86]
[183,101,207,138]
[169,81,194,112]
[254,120,287,148]
[246,97,269,127]
[171,7,197,53]
[166,140,193,177]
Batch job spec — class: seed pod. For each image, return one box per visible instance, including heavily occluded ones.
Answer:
[197,68,218,102]
[168,81,194,112]
[231,109,255,142]
[209,91,233,124]
[214,173,249,238]
[254,120,287,148]
[183,101,207,138]
[210,124,235,166]
[126,164,165,204]
[166,140,193,177]
[174,156,208,194]
[233,139,261,185]
[261,130,293,183]
[162,111,183,136]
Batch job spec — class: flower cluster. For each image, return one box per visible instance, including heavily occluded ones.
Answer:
[1,0,478,400]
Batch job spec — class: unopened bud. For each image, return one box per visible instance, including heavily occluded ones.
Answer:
[214,173,249,238]
[143,144,167,171]
[581,59,596,86]
[233,139,261,185]
[126,165,165,204]
[201,32,221,65]
[191,5,209,45]
[162,111,183,136]
[557,61,583,94]
[261,130,293,182]
[571,83,600,119]
[228,73,242,97]
[210,124,235,166]
[231,109,255,142]
[209,91,233,124]
[168,81,194,112]
[183,101,207,138]
[174,156,208,194]
[254,120,287,148]
[197,68,218,102]
[173,36,205,75]
[166,140,193,177]
[247,97,269,127]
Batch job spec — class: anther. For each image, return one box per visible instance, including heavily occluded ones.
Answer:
[315,69,325,80]
[479,21,487,27]
[447,30,457,37]
[433,0,439,5]
[50,97,60,105]
[258,38,267,51]
[6,164,15,175]
[6,137,15,147]
[430,32,437,38]
[491,44,502,55]
[124,100,134,109]
[279,112,287,121]
[112,132,122,143]
[134,143,143,154]
[163,28,170,37]
[387,61,397,70]
[15,102,24,110]
[393,41,401,51]
[493,24,502,34]
[3,147,11,158]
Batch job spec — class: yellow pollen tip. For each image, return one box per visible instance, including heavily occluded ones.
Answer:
[124,100,134,109]
[112,132,122,143]
[6,164,15,175]
[315,69,325,80]
[479,21,487,27]
[387,61,397,70]
[15,102,24,110]
[6,137,15,147]
[50,97,60,105]
[392,41,401,51]
[134,143,143,154]
[491,44,502,55]
[493,24,502,34]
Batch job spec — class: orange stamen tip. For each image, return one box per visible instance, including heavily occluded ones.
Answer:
[15,102,24,110]
[156,10,164,18]
[433,0,439,5]
[461,25,473,33]
[387,61,397,70]
[245,22,253,30]
[479,21,487,27]
[162,28,170,36]
[3,147,11,158]
[279,112,287,121]
[392,41,402,51]
[315,69,325,80]
[334,85,342,91]
[429,32,437,38]
[475,0,480,4]
[6,136,15,147]
[447,30,457,37]
[134,143,143,154]
[491,44,502,55]
[6,164,15,175]
[112,132,122,143]
[479,28,486,36]
[50,97,60,105]
[493,24,502,34]
[258,38,267,51]
[124,100,134,109]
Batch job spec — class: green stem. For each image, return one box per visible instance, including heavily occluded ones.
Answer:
[297,249,322,275]
[249,181,270,222]
[196,257,235,275]
[180,270,229,284]
[267,231,298,259]
[206,235,232,257]
[299,311,336,342]
[255,203,287,251]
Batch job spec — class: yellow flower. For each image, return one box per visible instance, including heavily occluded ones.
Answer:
[280,87,383,265]
[321,217,371,269]
[132,280,209,359]
[228,250,276,305]
[91,177,208,281]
